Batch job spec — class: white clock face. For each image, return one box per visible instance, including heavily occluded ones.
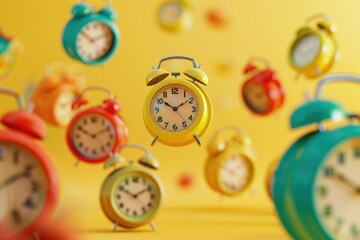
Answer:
[113,172,161,219]
[219,154,252,193]
[70,113,117,160]
[292,34,321,67]
[76,21,114,61]
[54,91,77,126]
[150,85,199,132]
[159,2,182,24]
[315,138,360,239]
[0,142,48,234]
[244,83,270,113]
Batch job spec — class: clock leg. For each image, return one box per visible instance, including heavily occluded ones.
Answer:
[218,195,224,203]
[112,222,119,232]
[315,66,321,76]
[335,51,341,62]
[74,160,79,167]
[149,221,157,232]
[193,135,201,146]
[151,135,158,146]
[294,73,300,81]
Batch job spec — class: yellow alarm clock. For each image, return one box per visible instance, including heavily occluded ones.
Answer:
[144,56,212,147]
[100,144,164,231]
[157,0,193,32]
[205,126,256,196]
[289,14,338,79]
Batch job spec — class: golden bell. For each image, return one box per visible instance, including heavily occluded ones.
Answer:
[138,155,160,170]
[146,69,169,86]
[104,154,125,169]
[184,68,208,86]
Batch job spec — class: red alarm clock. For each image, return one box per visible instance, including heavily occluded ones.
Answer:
[0,89,58,240]
[241,57,284,116]
[66,87,129,164]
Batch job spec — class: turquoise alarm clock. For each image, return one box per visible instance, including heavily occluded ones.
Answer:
[62,0,119,65]
[273,74,360,240]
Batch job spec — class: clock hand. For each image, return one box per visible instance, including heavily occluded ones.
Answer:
[122,188,136,198]
[163,101,176,110]
[94,34,107,41]
[78,126,96,138]
[94,127,110,137]
[0,171,27,190]
[176,99,189,109]
[134,188,148,198]
[333,171,360,193]
[80,32,94,42]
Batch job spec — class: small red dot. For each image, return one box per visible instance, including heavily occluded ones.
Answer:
[178,173,194,188]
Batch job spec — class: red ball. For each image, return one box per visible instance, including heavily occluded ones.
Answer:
[207,8,228,28]
[178,173,194,188]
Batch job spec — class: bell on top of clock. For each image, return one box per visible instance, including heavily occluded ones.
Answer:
[28,63,85,128]
[289,13,339,79]
[62,0,120,65]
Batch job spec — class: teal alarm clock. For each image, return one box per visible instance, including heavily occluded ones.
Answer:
[273,74,360,240]
[0,34,10,55]
[62,1,119,65]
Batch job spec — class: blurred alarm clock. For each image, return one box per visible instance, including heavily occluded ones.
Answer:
[66,87,129,164]
[289,14,338,79]
[0,89,58,240]
[158,0,193,32]
[144,56,212,147]
[0,31,21,81]
[242,57,284,116]
[274,74,360,239]
[29,64,84,127]
[205,126,256,196]
[100,144,164,231]
[62,0,119,65]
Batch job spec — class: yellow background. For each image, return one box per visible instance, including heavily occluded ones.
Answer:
[1,0,360,239]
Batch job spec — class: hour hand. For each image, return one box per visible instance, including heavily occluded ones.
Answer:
[176,99,189,109]
[333,171,360,193]
[163,102,175,109]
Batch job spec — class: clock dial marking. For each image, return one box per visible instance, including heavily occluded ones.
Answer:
[151,85,199,132]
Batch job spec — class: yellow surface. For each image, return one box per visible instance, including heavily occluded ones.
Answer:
[2,0,360,239]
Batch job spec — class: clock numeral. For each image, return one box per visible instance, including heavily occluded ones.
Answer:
[323,205,332,218]
[157,98,163,104]
[119,185,124,191]
[125,179,129,185]
[155,107,160,113]
[31,181,39,193]
[13,150,20,165]
[92,149,97,156]
[157,116,163,122]
[147,185,152,191]
[324,166,334,177]
[101,146,106,152]
[0,147,5,160]
[116,194,121,200]
[188,115,193,121]
[24,164,34,178]
[192,106,196,113]
[126,208,130,214]
[182,121,187,128]
[119,202,124,208]
[164,122,169,129]
[83,119,88,125]
[11,209,21,223]
[338,152,345,165]
[163,91,167,98]
[90,116,97,123]
[150,193,156,199]
[355,147,360,158]
[132,176,139,183]
[142,207,147,214]
[148,202,153,207]
[189,97,194,104]
[133,210,138,217]
[173,124,178,131]
[172,87,178,94]
[79,142,84,148]
[183,91,186,98]
[24,197,35,209]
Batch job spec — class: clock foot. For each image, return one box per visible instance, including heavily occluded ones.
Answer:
[315,66,321,76]
[193,135,201,146]
[294,73,300,81]
[335,51,341,61]
[151,136,158,146]
[112,222,118,232]
[149,221,157,232]
[74,160,79,167]
[218,195,224,203]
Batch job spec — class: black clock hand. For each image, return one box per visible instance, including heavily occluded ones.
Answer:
[78,126,95,138]
[176,99,189,109]
[0,171,27,190]
[134,188,148,198]
[333,171,360,193]
[163,101,176,110]
[122,188,136,198]
[94,127,110,137]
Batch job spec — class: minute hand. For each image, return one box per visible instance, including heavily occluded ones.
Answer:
[176,100,189,109]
